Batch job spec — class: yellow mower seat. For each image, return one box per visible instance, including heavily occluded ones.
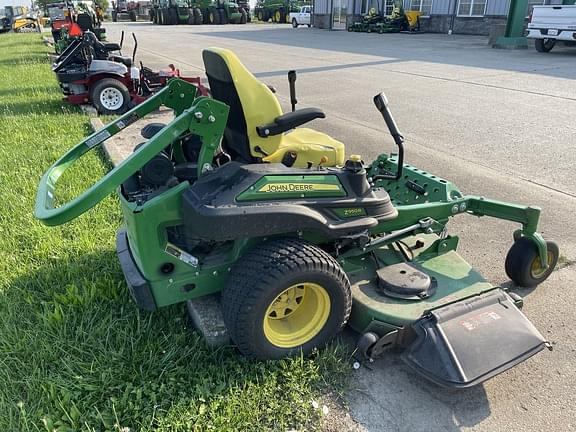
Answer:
[202,48,345,168]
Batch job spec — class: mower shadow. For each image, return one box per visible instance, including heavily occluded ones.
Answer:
[0,98,75,115]
[2,249,344,429]
[341,329,491,431]
[0,85,59,98]
[192,28,576,80]
[0,52,49,65]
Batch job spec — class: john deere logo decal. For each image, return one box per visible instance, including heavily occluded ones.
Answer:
[258,183,341,193]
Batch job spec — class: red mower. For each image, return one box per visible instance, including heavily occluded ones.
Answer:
[53,32,208,115]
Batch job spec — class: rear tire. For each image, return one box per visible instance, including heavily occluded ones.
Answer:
[90,78,131,115]
[129,11,137,22]
[505,237,559,287]
[193,8,203,24]
[219,9,227,24]
[161,9,170,25]
[292,18,298,28]
[240,8,247,24]
[210,9,219,24]
[221,238,352,359]
[535,38,555,52]
[169,8,178,25]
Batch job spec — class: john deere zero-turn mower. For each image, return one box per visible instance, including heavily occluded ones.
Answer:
[36,48,559,388]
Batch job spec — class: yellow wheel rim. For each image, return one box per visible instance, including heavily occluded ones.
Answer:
[263,282,330,348]
[275,11,280,22]
[530,250,554,279]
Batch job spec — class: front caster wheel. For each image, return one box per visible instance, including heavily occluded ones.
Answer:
[505,237,559,287]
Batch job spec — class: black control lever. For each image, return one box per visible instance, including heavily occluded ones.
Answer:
[131,33,138,63]
[120,30,124,53]
[288,70,297,112]
[372,92,404,181]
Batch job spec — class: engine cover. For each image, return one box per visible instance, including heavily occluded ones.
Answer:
[181,162,397,241]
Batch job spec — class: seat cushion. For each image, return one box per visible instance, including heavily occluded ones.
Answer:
[262,128,345,168]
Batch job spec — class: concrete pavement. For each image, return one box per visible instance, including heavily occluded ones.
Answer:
[103,22,576,432]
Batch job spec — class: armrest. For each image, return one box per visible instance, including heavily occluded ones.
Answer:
[256,107,325,138]
[103,43,122,52]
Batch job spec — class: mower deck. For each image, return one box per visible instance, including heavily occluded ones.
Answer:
[346,234,493,332]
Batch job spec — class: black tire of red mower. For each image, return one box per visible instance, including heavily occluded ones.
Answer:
[169,8,178,25]
[221,238,352,359]
[161,9,170,25]
[535,38,555,53]
[505,237,559,287]
[193,8,203,24]
[219,9,228,24]
[90,78,131,115]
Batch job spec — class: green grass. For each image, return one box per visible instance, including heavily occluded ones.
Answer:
[0,34,350,432]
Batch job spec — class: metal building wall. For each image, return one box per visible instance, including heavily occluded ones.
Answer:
[314,0,330,15]
[486,0,511,15]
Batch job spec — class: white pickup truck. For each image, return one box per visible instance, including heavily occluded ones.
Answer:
[290,6,311,28]
[527,5,576,52]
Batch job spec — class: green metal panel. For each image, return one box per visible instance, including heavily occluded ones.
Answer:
[236,174,347,201]
[119,186,241,307]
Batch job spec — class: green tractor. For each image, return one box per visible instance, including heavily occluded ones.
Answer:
[151,0,248,25]
[36,48,559,388]
[150,0,192,25]
[203,0,248,24]
[254,0,300,23]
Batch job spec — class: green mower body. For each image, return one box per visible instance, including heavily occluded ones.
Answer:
[36,64,557,388]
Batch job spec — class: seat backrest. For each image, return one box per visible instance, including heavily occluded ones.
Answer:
[202,48,283,162]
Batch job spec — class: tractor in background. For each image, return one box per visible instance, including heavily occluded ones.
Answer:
[150,0,194,24]
[150,0,249,25]
[111,0,138,21]
[203,0,248,24]
[254,0,302,23]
